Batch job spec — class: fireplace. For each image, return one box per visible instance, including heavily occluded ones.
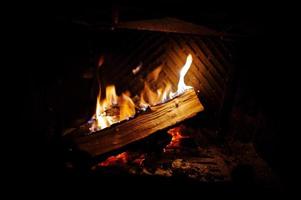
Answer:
[26,3,290,195]
[63,20,234,157]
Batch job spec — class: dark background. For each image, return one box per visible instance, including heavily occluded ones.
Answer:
[15,0,298,194]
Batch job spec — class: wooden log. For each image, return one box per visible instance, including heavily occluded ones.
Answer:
[67,89,204,157]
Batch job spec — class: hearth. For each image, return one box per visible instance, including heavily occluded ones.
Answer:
[28,3,286,194]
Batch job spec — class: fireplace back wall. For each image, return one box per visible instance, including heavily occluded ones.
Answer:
[90,28,235,129]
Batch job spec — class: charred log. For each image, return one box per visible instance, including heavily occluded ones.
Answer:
[66,89,204,157]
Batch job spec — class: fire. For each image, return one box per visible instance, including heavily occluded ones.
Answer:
[90,86,136,132]
[141,54,193,105]
[119,92,136,120]
[165,126,188,149]
[97,152,145,167]
[139,54,193,107]
[176,54,193,95]
[99,152,128,167]
[90,54,193,132]
[106,85,118,105]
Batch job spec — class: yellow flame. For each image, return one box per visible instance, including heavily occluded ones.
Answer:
[161,82,173,102]
[177,54,193,94]
[139,54,193,107]
[91,54,193,132]
[141,82,159,106]
[94,93,110,130]
[119,92,136,120]
[91,86,136,131]
[139,92,149,109]
[106,85,118,106]
[96,91,102,117]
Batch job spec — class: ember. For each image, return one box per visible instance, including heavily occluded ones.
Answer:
[99,152,129,167]
[165,126,189,149]
[98,125,187,168]
[98,152,145,167]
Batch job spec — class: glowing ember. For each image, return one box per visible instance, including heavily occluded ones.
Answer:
[98,152,145,167]
[132,154,145,166]
[98,152,128,167]
[90,54,193,132]
[165,126,189,149]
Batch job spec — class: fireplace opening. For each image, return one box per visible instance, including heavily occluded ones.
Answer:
[25,2,293,195]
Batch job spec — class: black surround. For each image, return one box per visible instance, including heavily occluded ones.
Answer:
[22,1,297,195]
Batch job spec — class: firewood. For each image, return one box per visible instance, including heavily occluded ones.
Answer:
[66,89,204,157]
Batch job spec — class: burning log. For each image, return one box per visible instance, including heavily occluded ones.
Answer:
[67,89,203,157]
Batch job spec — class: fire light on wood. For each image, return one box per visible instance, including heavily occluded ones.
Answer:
[165,126,188,149]
[66,54,204,158]
[90,54,194,132]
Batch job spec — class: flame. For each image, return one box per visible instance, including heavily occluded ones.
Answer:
[91,92,109,131]
[141,82,158,106]
[90,54,193,132]
[139,93,149,110]
[90,85,136,132]
[160,82,173,103]
[176,54,193,95]
[119,92,136,120]
[146,66,162,82]
[106,85,118,106]
[139,54,193,107]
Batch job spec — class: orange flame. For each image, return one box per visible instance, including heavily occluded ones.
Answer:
[105,85,118,106]
[139,54,193,107]
[119,92,136,120]
[90,54,193,132]
[90,85,136,132]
